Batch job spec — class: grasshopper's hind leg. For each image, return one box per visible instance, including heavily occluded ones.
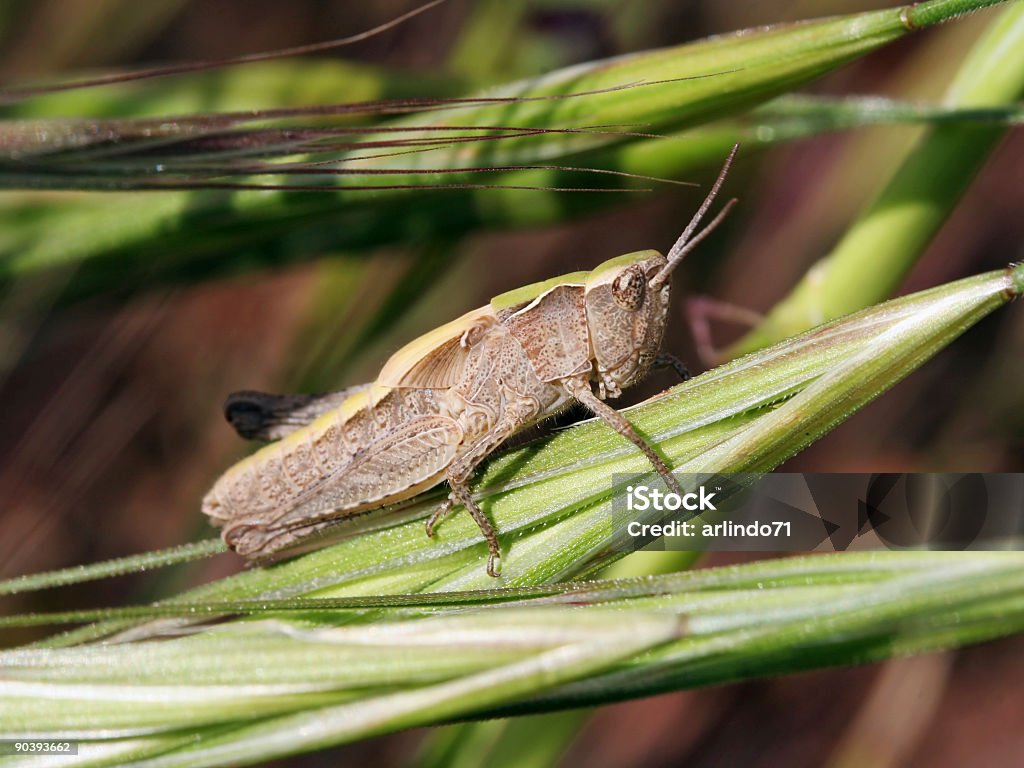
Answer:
[427,476,503,578]
[445,482,502,577]
[426,395,538,577]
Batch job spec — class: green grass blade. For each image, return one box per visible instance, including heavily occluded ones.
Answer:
[728,2,1024,356]
[503,553,1024,712]
[0,540,224,597]
[1,0,1009,301]
[1,553,1021,766]
[350,0,1005,170]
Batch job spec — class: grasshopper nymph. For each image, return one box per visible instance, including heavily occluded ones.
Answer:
[203,147,738,576]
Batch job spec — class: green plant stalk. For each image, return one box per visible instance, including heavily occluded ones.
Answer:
[728,2,1024,356]
[0,539,223,597]
[357,0,1007,169]
[1,553,1022,766]
[504,555,1024,713]
[413,537,705,768]
[0,57,456,123]
[0,0,1010,299]
[8,95,1021,308]
[146,620,687,768]
[1,549,1009,630]
[11,263,1021,651]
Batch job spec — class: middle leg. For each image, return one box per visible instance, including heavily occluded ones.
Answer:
[426,395,538,577]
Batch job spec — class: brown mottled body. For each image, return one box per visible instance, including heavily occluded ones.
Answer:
[203,311,576,555]
[203,147,739,576]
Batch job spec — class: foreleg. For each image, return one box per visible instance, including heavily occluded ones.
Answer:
[563,377,683,496]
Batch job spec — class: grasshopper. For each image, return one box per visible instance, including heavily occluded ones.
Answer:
[203,147,738,576]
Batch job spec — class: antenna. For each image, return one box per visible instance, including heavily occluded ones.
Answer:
[650,144,739,290]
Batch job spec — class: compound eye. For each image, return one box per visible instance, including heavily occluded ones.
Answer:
[611,265,646,311]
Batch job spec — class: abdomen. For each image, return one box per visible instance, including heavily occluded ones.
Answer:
[203,386,463,557]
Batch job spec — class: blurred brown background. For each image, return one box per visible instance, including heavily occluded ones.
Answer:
[0,1,1021,766]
